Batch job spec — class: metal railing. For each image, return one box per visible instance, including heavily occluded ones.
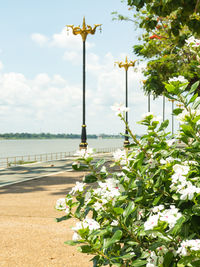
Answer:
[0,147,120,169]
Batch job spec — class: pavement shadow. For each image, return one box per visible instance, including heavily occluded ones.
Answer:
[0,171,87,195]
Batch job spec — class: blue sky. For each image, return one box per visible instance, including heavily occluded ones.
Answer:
[0,0,177,135]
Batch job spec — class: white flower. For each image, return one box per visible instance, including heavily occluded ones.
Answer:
[177,108,200,123]
[69,182,86,195]
[100,166,107,173]
[84,191,92,204]
[74,147,94,159]
[177,239,200,256]
[65,207,70,215]
[168,75,188,83]
[144,214,159,230]
[159,206,182,229]
[111,103,129,116]
[55,198,67,210]
[111,220,119,226]
[72,217,100,232]
[94,178,125,202]
[147,251,158,267]
[152,205,164,213]
[178,182,200,200]
[72,232,82,241]
[186,36,200,47]
[93,202,103,211]
[173,164,190,176]
[113,149,127,165]
[138,209,145,220]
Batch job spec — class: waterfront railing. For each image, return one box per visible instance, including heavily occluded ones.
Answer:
[0,147,120,169]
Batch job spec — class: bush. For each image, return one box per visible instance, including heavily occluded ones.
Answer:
[55,78,200,267]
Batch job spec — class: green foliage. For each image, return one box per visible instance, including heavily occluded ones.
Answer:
[55,81,200,266]
[113,0,200,96]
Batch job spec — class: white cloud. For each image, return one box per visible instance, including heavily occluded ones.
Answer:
[31,28,94,54]
[31,33,49,46]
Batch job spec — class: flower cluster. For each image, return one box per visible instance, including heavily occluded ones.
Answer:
[177,239,200,256]
[111,103,129,116]
[72,217,100,241]
[168,75,188,83]
[186,36,200,48]
[170,164,200,200]
[74,147,94,160]
[55,80,200,266]
[144,205,182,230]
[177,108,200,123]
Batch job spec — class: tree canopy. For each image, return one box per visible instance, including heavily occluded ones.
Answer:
[115,0,200,96]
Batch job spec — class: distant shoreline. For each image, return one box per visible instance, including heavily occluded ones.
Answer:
[0,133,124,140]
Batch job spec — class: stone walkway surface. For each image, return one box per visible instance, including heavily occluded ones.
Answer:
[0,170,94,267]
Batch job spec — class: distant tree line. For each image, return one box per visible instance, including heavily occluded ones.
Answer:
[0,133,125,139]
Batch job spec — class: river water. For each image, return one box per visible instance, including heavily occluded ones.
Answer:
[0,138,123,158]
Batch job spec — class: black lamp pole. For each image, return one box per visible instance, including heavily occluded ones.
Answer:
[66,17,101,149]
[124,69,129,145]
[115,57,137,147]
[80,40,87,148]
[148,93,151,112]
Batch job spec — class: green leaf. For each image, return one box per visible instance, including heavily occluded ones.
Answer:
[191,260,200,266]
[178,255,196,265]
[64,240,82,246]
[158,120,169,131]
[172,108,183,116]
[72,163,89,171]
[153,195,162,205]
[188,81,199,95]
[104,230,122,249]
[165,84,179,94]
[163,251,174,267]
[181,124,194,137]
[55,215,70,222]
[188,93,198,105]
[113,207,124,215]
[192,99,200,109]
[77,245,93,253]
[123,201,135,217]
[83,174,97,183]
[95,159,106,168]
[169,216,186,236]
[132,259,147,266]
[192,205,200,216]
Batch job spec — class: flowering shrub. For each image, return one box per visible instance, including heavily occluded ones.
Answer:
[56,78,200,266]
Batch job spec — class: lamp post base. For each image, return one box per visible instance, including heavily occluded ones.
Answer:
[79,142,88,149]
[124,139,130,147]
[79,125,87,149]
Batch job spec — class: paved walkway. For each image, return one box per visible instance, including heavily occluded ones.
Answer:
[0,159,74,187]
[0,154,113,267]
[0,153,112,188]
[0,170,93,267]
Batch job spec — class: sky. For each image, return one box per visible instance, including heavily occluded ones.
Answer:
[0,0,178,135]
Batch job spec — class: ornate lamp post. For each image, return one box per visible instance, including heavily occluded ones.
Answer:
[115,57,137,146]
[66,17,101,149]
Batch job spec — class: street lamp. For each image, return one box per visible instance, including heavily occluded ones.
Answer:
[115,56,137,146]
[66,17,102,149]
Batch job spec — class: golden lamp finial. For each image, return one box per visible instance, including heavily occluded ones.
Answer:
[66,17,102,41]
[115,56,137,71]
